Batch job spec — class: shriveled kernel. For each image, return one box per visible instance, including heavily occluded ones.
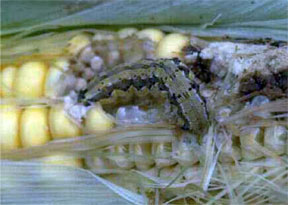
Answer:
[172,135,199,166]
[84,105,114,133]
[83,68,95,80]
[44,67,64,97]
[219,145,242,163]
[137,29,165,43]
[183,166,203,181]
[87,156,115,173]
[90,56,104,71]
[0,66,17,97]
[14,61,48,98]
[131,143,154,170]
[49,105,81,139]
[20,107,50,147]
[108,145,134,169]
[75,78,87,91]
[156,33,189,58]
[79,46,95,63]
[67,34,91,55]
[240,128,264,160]
[152,142,176,168]
[159,165,182,181]
[0,105,21,151]
[264,126,287,155]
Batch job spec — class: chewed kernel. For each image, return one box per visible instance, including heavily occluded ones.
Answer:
[118,28,138,38]
[156,33,189,58]
[84,105,115,133]
[137,29,165,43]
[67,33,91,55]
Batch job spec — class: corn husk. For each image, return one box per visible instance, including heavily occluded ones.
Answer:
[2,0,287,41]
[1,160,146,205]
[1,0,288,204]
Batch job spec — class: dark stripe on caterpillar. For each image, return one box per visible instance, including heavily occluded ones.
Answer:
[80,59,209,135]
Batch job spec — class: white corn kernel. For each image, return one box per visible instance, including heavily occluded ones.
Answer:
[264,126,287,155]
[67,34,91,55]
[20,107,50,147]
[84,105,114,133]
[14,61,48,98]
[137,29,165,43]
[156,33,189,58]
[90,56,104,72]
[0,66,17,97]
[79,46,95,63]
[49,105,81,139]
[0,105,21,151]
[240,128,264,160]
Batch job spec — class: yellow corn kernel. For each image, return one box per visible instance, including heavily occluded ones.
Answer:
[0,66,17,97]
[0,105,21,151]
[53,58,70,71]
[67,34,91,55]
[44,67,64,98]
[49,105,81,139]
[84,105,114,133]
[137,29,165,43]
[20,107,50,147]
[40,154,83,168]
[14,61,48,98]
[156,33,189,58]
[118,28,138,38]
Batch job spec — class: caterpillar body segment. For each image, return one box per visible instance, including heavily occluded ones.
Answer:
[81,59,209,135]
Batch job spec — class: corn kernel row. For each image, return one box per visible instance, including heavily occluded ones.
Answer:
[0,60,68,98]
[88,125,287,172]
[0,104,114,151]
[69,29,191,82]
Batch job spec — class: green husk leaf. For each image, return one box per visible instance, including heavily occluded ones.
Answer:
[2,0,287,40]
[1,125,175,161]
[0,160,146,205]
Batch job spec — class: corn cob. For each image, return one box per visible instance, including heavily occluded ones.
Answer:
[1,28,287,204]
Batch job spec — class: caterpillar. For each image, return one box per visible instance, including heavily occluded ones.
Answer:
[79,59,209,136]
